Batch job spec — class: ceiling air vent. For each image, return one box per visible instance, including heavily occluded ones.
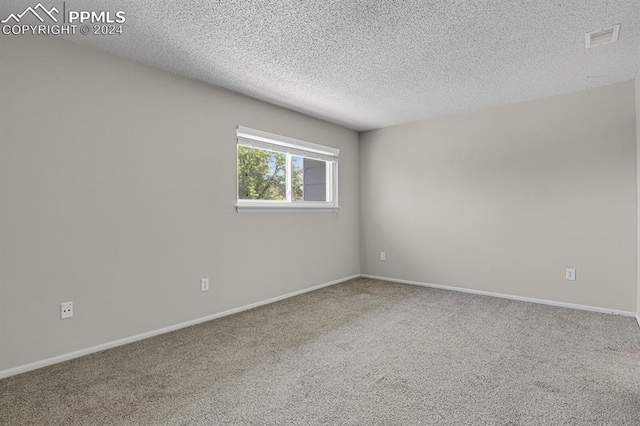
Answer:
[585,24,620,48]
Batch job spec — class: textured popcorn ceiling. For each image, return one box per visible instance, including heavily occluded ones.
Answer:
[4,0,640,131]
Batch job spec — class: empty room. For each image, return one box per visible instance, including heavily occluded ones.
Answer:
[1,1,640,425]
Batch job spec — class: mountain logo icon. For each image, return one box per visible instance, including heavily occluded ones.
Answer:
[2,3,59,24]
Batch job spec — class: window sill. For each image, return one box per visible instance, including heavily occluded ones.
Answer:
[236,203,340,213]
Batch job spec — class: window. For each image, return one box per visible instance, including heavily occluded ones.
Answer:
[236,126,339,212]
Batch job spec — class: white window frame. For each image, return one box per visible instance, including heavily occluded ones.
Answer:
[236,126,340,213]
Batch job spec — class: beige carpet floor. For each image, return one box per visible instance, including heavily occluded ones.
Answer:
[1,278,639,425]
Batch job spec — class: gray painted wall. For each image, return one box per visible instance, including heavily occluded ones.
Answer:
[360,82,637,312]
[0,37,360,372]
[636,70,640,317]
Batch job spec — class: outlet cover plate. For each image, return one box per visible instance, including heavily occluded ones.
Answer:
[201,278,210,292]
[566,268,576,281]
[61,302,73,319]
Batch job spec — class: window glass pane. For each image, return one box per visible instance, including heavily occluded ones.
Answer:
[291,156,304,201]
[237,146,287,200]
[304,158,328,202]
[291,156,328,202]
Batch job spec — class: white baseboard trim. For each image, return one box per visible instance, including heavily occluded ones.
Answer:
[361,274,637,318]
[0,274,360,380]
[636,314,640,329]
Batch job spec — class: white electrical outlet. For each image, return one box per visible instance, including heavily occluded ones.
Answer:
[201,278,210,292]
[61,302,73,319]
[380,252,386,261]
[566,268,576,281]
